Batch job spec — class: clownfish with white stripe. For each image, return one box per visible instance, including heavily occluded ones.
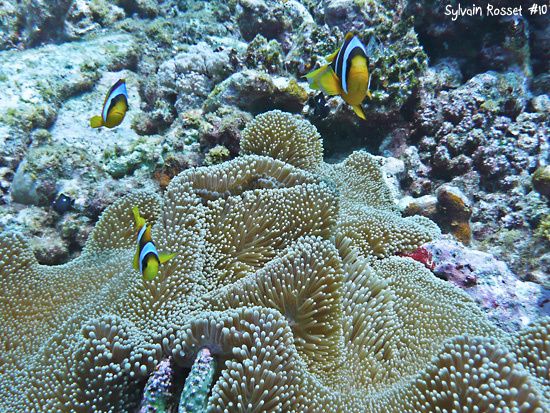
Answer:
[305,32,376,120]
[132,206,176,281]
[90,79,128,129]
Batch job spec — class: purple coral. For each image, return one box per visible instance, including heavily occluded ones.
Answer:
[139,358,176,413]
[425,238,548,332]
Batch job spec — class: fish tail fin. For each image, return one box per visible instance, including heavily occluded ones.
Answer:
[351,104,367,120]
[158,252,177,264]
[90,115,103,128]
[324,48,339,63]
[305,65,341,96]
[366,89,373,100]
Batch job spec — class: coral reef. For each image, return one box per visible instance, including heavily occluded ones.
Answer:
[1,111,548,411]
[426,238,549,332]
[0,0,479,273]
[0,1,549,409]
[398,66,550,280]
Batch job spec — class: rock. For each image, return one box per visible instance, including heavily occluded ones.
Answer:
[436,185,471,221]
[426,238,549,333]
[204,145,230,166]
[116,0,159,18]
[153,152,198,190]
[245,35,284,74]
[530,94,550,114]
[58,213,93,252]
[10,161,48,206]
[30,232,69,264]
[322,0,362,32]
[377,156,405,201]
[22,0,74,46]
[0,0,21,50]
[145,41,241,122]
[530,14,550,80]
[199,106,252,158]
[398,65,549,277]
[535,215,550,243]
[532,166,550,197]
[436,185,472,245]
[203,69,308,114]
[401,195,438,219]
[64,0,101,39]
[236,0,289,42]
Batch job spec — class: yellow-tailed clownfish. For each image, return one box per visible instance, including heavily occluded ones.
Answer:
[90,79,129,129]
[305,32,374,120]
[132,206,176,281]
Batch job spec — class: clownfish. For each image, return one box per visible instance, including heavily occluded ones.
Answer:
[305,32,376,120]
[90,79,128,129]
[132,206,176,281]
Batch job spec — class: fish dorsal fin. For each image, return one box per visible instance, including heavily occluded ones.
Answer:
[102,79,124,108]
[132,206,145,228]
[324,48,339,63]
[324,33,353,63]
[107,79,125,99]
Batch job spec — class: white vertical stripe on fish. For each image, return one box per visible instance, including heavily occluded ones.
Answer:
[139,242,159,273]
[137,224,147,245]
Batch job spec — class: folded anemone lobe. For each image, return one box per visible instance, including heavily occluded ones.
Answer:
[0,111,547,412]
[321,151,440,261]
[240,110,323,171]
